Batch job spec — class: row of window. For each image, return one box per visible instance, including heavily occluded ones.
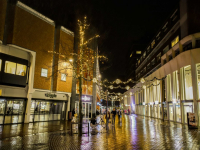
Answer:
[135,64,200,104]
[136,53,161,79]
[0,59,27,76]
[137,36,179,67]
[41,68,67,81]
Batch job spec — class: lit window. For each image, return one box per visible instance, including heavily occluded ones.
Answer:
[171,36,179,47]
[61,73,66,81]
[16,64,26,76]
[143,52,146,58]
[0,59,1,71]
[166,74,172,101]
[197,64,200,99]
[151,40,155,49]
[130,53,132,57]
[181,65,193,100]
[5,61,16,74]
[136,51,141,54]
[41,68,48,77]
[173,71,179,100]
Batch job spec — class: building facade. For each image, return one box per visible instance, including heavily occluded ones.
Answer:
[0,0,74,124]
[124,0,200,126]
[0,0,100,124]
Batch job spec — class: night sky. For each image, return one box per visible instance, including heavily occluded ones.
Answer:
[21,0,179,81]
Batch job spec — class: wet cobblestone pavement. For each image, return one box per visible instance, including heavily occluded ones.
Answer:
[0,114,200,150]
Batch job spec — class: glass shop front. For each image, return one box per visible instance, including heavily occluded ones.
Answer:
[29,100,67,122]
[75,95,92,118]
[0,98,26,124]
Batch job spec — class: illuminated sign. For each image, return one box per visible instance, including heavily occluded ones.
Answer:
[45,93,57,98]
[82,96,91,101]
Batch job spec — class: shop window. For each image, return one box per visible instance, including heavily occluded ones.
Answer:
[146,87,149,103]
[173,71,179,100]
[171,36,179,47]
[16,64,26,76]
[150,86,153,103]
[181,65,193,100]
[61,73,66,81]
[5,61,16,74]
[0,59,2,71]
[0,99,5,115]
[157,80,161,102]
[196,64,200,99]
[41,68,48,77]
[153,81,157,102]
[166,74,172,101]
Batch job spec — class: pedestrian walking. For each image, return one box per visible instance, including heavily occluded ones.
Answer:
[118,109,121,122]
[111,108,116,126]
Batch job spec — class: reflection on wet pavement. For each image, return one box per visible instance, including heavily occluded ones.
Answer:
[0,114,200,149]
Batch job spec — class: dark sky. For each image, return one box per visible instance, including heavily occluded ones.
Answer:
[21,0,179,81]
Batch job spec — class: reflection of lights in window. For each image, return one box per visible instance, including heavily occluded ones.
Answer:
[130,53,132,57]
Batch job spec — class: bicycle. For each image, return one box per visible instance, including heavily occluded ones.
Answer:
[90,115,106,129]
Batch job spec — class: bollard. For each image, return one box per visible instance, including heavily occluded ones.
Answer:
[88,122,89,135]
[71,123,72,135]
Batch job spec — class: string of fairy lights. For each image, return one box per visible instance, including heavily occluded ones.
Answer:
[47,16,166,102]
[81,75,167,101]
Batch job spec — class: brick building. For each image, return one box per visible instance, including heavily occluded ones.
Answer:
[0,0,74,124]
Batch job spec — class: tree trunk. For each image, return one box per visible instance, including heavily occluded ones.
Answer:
[78,76,82,136]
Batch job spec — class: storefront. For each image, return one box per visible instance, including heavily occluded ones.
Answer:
[183,102,193,124]
[169,103,174,121]
[158,104,162,119]
[75,95,92,118]
[29,100,67,122]
[154,105,158,118]
[175,103,181,122]
[163,103,168,120]
[0,98,26,124]
[30,90,70,123]
[150,104,154,117]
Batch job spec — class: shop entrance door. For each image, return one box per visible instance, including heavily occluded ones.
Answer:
[0,99,6,124]
[4,99,25,124]
[81,102,91,118]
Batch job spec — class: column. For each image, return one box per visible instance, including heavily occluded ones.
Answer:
[190,51,198,126]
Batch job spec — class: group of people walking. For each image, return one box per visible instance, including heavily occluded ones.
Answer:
[104,108,122,125]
